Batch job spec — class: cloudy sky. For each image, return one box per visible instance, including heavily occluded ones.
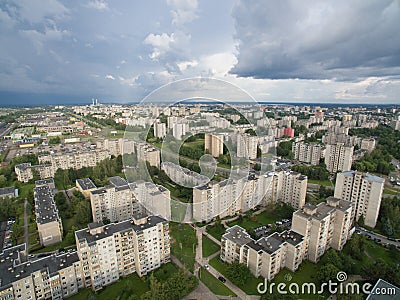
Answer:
[0,0,400,105]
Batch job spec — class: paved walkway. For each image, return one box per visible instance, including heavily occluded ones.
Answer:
[23,200,29,247]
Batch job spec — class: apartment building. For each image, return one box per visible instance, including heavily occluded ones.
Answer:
[264,170,308,209]
[90,176,133,223]
[172,123,188,140]
[220,225,304,280]
[360,138,376,152]
[38,150,110,173]
[154,122,167,138]
[192,173,272,222]
[132,180,172,220]
[0,186,17,199]
[33,164,54,179]
[75,214,170,291]
[292,142,323,165]
[205,133,224,157]
[34,182,63,246]
[291,197,353,262]
[0,244,84,300]
[334,171,384,228]
[237,133,258,160]
[76,178,97,198]
[324,143,353,173]
[15,163,33,183]
[390,116,400,130]
[161,161,209,187]
[136,143,160,168]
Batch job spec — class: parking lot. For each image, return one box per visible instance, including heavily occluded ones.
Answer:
[253,218,292,238]
[1,218,15,251]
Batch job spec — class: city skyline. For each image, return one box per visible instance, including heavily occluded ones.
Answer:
[0,0,400,105]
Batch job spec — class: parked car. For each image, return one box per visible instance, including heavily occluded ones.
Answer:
[218,276,226,283]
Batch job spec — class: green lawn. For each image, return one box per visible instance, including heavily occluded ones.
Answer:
[209,257,263,295]
[68,263,184,300]
[202,235,220,257]
[17,183,34,199]
[199,268,236,297]
[308,179,333,187]
[170,223,197,272]
[383,188,399,195]
[206,223,226,241]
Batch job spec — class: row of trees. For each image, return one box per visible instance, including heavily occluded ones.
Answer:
[134,271,198,300]
[291,163,330,181]
[276,140,293,158]
[376,196,400,238]
[54,155,123,189]
[349,124,400,160]
[353,148,394,175]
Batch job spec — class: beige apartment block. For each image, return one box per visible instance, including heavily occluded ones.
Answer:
[264,170,308,209]
[75,214,170,291]
[15,163,33,183]
[291,197,353,262]
[324,143,353,173]
[237,133,258,160]
[90,176,133,223]
[292,142,323,165]
[221,225,304,281]
[0,244,84,300]
[34,183,63,246]
[205,133,224,157]
[76,178,97,198]
[334,171,384,228]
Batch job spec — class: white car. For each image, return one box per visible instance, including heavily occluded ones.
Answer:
[204,264,210,270]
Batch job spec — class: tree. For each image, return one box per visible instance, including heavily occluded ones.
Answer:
[0,174,7,187]
[316,263,340,284]
[226,262,252,286]
[75,201,92,225]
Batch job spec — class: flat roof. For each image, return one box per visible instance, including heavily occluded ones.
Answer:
[222,225,253,247]
[34,185,60,224]
[0,187,15,196]
[75,216,167,245]
[76,178,96,190]
[0,244,79,287]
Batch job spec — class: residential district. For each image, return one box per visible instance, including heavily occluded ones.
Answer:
[0,102,399,300]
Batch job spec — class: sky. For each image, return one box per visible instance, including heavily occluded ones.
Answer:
[0,0,400,105]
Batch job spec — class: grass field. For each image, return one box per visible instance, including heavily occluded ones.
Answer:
[68,263,185,300]
[202,235,220,257]
[170,223,197,272]
[308,179,333,187]
[206,223,226,241]
[209,256,263,295]
[199,268,236,297]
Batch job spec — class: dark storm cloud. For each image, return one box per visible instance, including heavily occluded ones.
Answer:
[230,0,400,81]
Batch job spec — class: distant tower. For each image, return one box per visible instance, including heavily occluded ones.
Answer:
[91,98,95,106]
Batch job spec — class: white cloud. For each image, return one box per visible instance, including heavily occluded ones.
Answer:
[144,31,190,62]
[105,74,115,80]
[19,26,70,53]
[86,0,109,11]
[167,0,198,26]
[15,0,69,23]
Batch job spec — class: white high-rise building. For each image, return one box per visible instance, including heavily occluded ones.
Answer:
[154,122,167,138]
[292,142,323,165]
[237,133,258,160]
[334,171,384,228]
[324,143,353,173]
[205,133,224,157]
[172,123,188,140]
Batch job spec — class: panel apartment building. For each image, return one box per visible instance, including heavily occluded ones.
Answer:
[221,197,353,280]
[221,226,305,281]
[75,214,170,291]
[264,170,308,209]
[192,173,271,222]
[334,171,384,228]
[205,133,224,157]
[34,179,63,246]
[90,176,133,223]
[0,214,171,299]
[324,143,353,173]
[292,142,323,165]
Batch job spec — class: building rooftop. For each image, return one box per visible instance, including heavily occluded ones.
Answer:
[75,216,167,245]
[0,244,79,288]
[34,185,60,225]
[15,163,31,171]
[109,176,128,187]
[0,187,16,196]
[76,178,96,190]
[254,233,284,254]
[35,178,55,187]
[222,225,253,247]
